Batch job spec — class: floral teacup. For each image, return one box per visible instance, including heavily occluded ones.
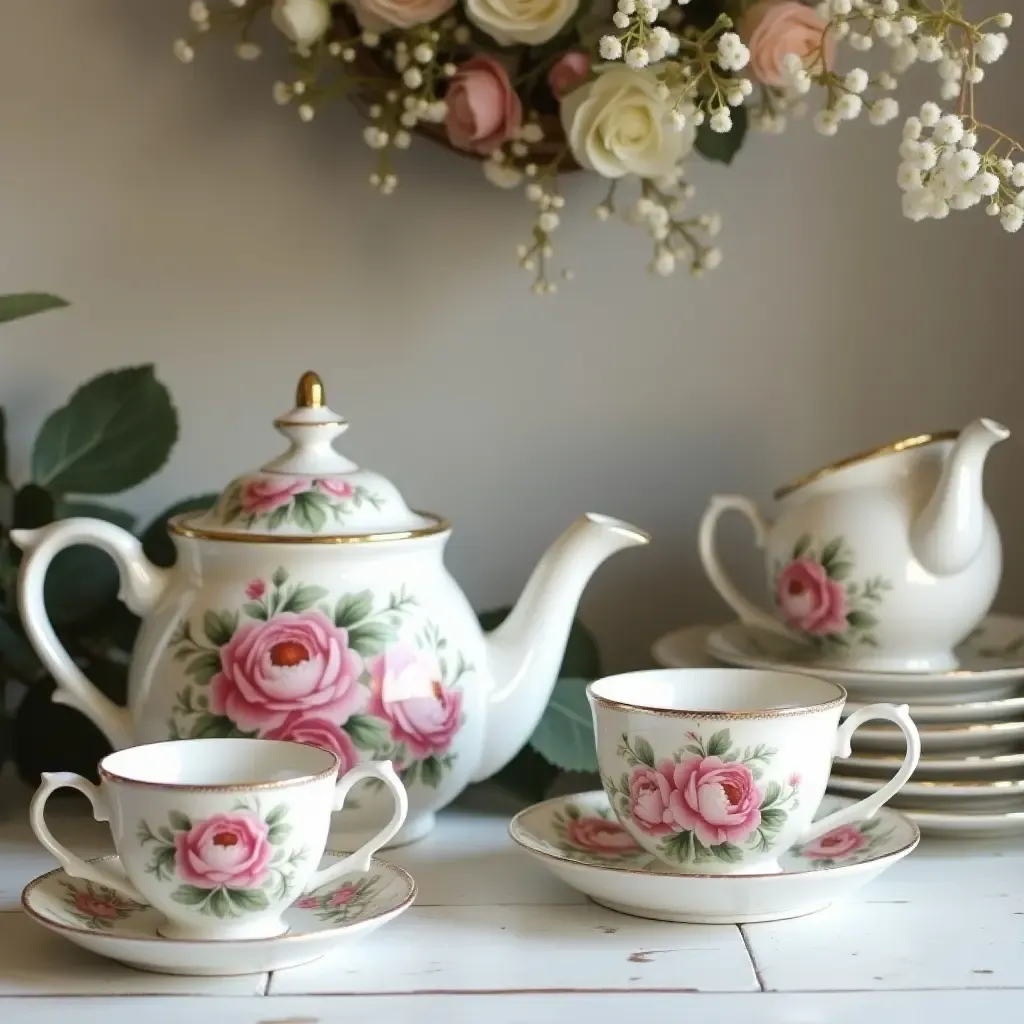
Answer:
[29,737,408,940]
[587,668,920,875]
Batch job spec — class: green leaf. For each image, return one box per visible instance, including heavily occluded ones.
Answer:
[347,622,395,657]
[281,584,329,614]
[31,365,178,495]
[402,760,420,786]
[171,884,210,907]
[167,811,192,832]
[705,729,731,759]
[226,888,269,912]
[186,650,221,685]
[208,888,231,918]
[344,714,390,752]
[695,104,748,165]
[272,567,289,587]
[420,756,444,788]
[527,676,597,773]
[489,745,560,798]
[265,805,288,827]
[189,712,243,739]
[292,490,327,533]
[846,609,878,629]
[334,590,374,629]
[268,823,292,845]
[633,736,656,769]
[760,806,787,830]
[827,561,853,582]
[792,534,811,559]
[0,292,68,325]
[762,780,782,807]
[140,493,219,568]
[59,501,136,532]
[13,484,56,529]
[243,601,268,621]
[820,537,843,570]
[711,842,744,863]
[203,609,237,647]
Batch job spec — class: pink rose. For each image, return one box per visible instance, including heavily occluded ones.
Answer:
[445,56,523,155]
[802,824,868,860]
[629,764,676,836]
[174,812,273,890]
[548,51,590,99]
[776,558,847,636]
[349,0,455,30]
[74,892,120,919]
[241,476,309,515]
[316,478,355,500]
[740,1,835,88]
[211,610,367,732]
[245,579,266,601]
[668,757,763,846]
[368,644,462,760]
[328,883,359,906]
[265,713,360,773]
[566,815,641,854]
[295,896,320,909]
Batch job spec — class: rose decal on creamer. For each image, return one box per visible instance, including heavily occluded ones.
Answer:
[167,568,471,789]
[772,535,892,655]
[604,730,800,866]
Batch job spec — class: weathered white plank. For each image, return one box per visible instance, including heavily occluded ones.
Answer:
[744,893,1024,991]
[269,903,757,995]
[4,991,1024,1024]
[0,912,266,995]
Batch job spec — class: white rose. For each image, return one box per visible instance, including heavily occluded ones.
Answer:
[466,0,579,46]
[271,0,332,47]
[561,68,695,180]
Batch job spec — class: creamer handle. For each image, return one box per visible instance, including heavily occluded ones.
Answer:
[10,519,168,749]
[697,495,791,637]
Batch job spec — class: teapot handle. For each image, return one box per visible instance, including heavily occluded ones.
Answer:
[10,519,169,750]
[698,495,793,638]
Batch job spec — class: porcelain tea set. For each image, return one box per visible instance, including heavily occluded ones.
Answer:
[7,372,1019,972]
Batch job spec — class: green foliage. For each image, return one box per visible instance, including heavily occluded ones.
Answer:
[695,105,749,165]
[0,360,217,785]
[0,293,68,325]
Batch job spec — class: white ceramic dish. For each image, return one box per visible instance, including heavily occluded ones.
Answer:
[508,791,919,925]
[849,717,1024,755]
[846,693,1024,725]
[704,617,1024,703]
[836,750,1024,779]
[828,774,1024,813]
[21,852,415,976]
[900,806,1024,838]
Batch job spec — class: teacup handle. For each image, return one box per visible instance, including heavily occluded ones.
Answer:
[30,772,145,903]
[301,760,409,893]
[798,703,921,843]
[698,495,793,638]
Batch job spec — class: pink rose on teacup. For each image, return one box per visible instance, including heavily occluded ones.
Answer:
[629,765,676,837]
[775,558,848,636]
[349,0,455,30]
[801,824,868,860]
[211,610,367,732]
[368,643,462,759]
[548,51,590,99]
[240,476,309,515]
[328,883,360,906]
[295,895,320,909]
[74,891,121,919]
[668,756,763,846]
[445,55,523,155]
[316,478,355,500]
[740,1,835,88]
[566,815,641,854]
[174,812,273,889]
[265,713,361,772]
[245,579,266,601]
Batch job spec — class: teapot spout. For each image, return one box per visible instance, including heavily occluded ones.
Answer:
[910,418,1009,577]
[472,514,650,783]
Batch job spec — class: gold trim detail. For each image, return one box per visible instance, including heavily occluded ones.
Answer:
[272,416,347,429]
[169,511,450,545]
[97,739,339,791]
[586,681,848,720]
[773,430,960,501]
[508,794,920,881]
[21,854,417,945]
[296,371,325,408]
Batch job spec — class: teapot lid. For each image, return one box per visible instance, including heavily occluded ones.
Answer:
[177,372,443,542]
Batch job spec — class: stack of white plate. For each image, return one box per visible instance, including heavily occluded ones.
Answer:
[652,616,1024,838]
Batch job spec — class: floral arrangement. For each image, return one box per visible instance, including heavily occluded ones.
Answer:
[174,1,1020,292]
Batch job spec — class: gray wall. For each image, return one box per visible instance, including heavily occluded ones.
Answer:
[2,0,1023,673]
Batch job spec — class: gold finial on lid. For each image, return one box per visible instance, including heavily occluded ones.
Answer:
[296,371,325,408]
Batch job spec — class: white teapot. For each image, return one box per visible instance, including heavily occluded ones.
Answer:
[13,372,650,845]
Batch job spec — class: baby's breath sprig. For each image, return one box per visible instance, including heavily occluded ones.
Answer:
[635,178,722,277]
[513,161,573,295]
[173,0,270,64]
[599,0,681,69]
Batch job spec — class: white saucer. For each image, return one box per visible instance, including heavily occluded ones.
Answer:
[828,773,1024,813]
[849,717,1024,756]
[846,693,1024,725]
[703,617,1024,703]
[509,791,918,925]
[21,851,416,976]
[901,806,1024,838]
[837,750,1024,779]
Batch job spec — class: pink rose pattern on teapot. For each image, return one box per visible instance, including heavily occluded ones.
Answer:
[167,567,470,788]
[771,534,892,654]
[602,729,801,866]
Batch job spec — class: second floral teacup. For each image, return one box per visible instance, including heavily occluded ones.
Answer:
[30,737,407,940]
[587,668,921,875]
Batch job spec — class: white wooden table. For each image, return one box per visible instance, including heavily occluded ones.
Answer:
[1,775,1022,1022]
